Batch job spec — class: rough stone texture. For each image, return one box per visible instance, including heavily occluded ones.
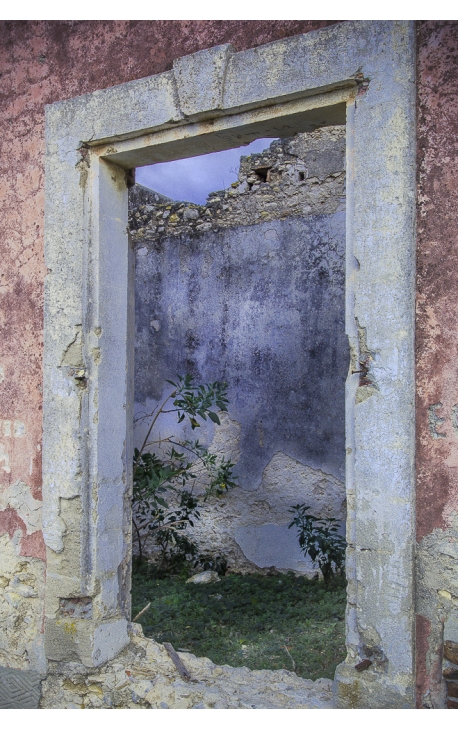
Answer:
[129,128,346,239]
[415,21,458,708]
[414,521,458,708]
[0,480,46,672]
[0,537,45,672]
[131,129,346,574]
[40,623,334,709]
[128,184,173,209]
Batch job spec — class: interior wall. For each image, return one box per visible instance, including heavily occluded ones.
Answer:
[131,128,347,574]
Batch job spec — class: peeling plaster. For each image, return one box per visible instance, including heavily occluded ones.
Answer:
[0,444,11,474]
[0,480,42,534]
[416,515,458,707]
[37,19,418,706]
[354,319,379,404]
[60,326,83,368]
[142,446,346,576]
[0,17,437,708]
[0,534,46,672]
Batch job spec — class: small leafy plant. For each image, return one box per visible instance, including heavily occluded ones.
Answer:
[288,504,346,584]
[133,375,237,573]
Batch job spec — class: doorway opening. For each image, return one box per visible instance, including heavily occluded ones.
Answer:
[129,128,348,679]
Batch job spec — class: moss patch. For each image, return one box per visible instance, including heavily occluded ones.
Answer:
[132,570,346,680]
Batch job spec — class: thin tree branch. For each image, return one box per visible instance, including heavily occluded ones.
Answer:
[135,389,176,470]
[132,516,143,560]
[134,519,188,534]
[133,602,151,622]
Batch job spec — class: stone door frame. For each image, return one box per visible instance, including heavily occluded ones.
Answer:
[43,21,416,707]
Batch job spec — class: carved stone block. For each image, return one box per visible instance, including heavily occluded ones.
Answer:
[0,667,41,709]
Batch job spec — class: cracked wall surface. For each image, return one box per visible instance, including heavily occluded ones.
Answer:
[0,481,46,672]
[130,129,347,573]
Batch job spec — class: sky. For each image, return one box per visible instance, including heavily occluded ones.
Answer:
[135,138,278,205]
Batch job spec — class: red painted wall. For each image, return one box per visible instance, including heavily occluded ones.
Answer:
[416,20,458,708]
[416,20,458,540]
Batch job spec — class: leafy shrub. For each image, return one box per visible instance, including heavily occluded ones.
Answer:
[133,375,237,573]
[288,504,346,584]
[196,553,229,576]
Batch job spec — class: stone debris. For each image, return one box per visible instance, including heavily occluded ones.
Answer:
[40,624,335,709]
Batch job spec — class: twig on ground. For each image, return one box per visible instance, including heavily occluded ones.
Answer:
[132,602,151,622]
[163,642,196,682]
[283,644,296,671]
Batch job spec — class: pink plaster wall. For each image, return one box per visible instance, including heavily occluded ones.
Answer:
[0,19,338,560]
[416,21,458,539]
[416,20,458,707]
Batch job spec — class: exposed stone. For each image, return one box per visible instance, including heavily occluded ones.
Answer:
[197,452,344,575]
[446,680,458,698]
[39,624,334,709]
[129,184,174,209]
[445,641,458,665]
[416,519,458,707]
[444,666,458,680]
[38,22,418,707]
[0,509,45,661]
[186,571,220,584]
[128,127,345,245]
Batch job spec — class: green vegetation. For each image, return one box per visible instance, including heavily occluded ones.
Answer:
[288,504,347,584]
[131,568,346,681]
[133,375,237,566]
[132,375,347,681]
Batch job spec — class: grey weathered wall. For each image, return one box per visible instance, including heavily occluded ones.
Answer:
[131,128,347,573]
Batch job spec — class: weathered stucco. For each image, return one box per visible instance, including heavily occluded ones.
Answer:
[415,21,458,709]
[41,22,416,709]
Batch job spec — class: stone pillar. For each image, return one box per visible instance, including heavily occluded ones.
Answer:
[334,25,417,708]
[43,152,132,666]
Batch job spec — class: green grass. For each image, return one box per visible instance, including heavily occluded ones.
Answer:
[131,568,346,680]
